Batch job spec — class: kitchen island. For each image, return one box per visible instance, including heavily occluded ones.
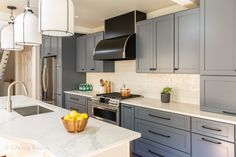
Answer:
[0,96,140,157]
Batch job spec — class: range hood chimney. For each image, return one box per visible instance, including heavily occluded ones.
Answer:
[94,11,146,61]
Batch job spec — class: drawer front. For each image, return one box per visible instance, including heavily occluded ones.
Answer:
[192,134,234,157]
[201,76,236,115]
[135,138,190,157]
[192,118,234,142]
[135,107,190,131]
[66,102,87,113]
[135,119,190,153]
[65,94,86,105]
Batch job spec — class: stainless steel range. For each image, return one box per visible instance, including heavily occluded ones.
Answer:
[91,92,141,125]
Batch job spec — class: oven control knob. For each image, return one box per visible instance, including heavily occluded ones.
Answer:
[108,99,119,106]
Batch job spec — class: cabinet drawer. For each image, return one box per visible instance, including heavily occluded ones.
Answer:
[135,107,190,131]
[192,134,234,157]
[135,119,190,153]
[201,76,236,115]
[65,94,86,105]
[135,138,190,157]
[66,102,86,113]
[192,118,234,142]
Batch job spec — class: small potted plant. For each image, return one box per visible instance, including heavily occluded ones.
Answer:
[161,87,172,103]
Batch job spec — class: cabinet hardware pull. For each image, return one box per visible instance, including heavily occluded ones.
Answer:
[223,111,236,116]
[148,150,164,157]
[148,114,171,120]
[149,68,154,71]
[202,125,222,132]
[148,130,171,138]
[201,137,221,145]
[91,68,95,71]
[70,97,79,101]
[174,68,179,70]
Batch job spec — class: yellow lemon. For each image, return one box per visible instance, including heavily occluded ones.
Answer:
[64,114,71,121]
[76,116,83,121]
[69,110,80,119]
[81,113,88,119]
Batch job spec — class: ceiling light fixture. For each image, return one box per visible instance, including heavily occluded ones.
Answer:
[14,0,42,46]
[1,6,24,51]
[39,0,75,37]
[171,0,193,5]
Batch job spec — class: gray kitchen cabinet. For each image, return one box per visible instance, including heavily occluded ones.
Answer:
[87,98,92,117]
[76,36,86,72]
[41,36,58,57]
[85,34,95,72]
[153,14,174,73]
[65,93,87,113]
[41,36,51,56]
[135,107,190,131]
[136,14,174,73]
[192,134,234,157]
[135,138,190,157]
[121,104,135,131]
[66,102,87,113]
[135,119,191,153]
[192,117,234,142]
[201,76,236,115]
[175,8,200,74]
[136,19,154,73]
[200,0,236,75]
[76,32,114,73]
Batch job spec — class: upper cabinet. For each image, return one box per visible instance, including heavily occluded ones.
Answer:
[200,0,236,76]
[76,32,115,73]
[136,9,200,74]
[136,14,174,73]
[175,8,200,74]
[41,36,60,57]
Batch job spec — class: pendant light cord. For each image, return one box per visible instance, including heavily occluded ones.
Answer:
[27,0,30,8]
[9,8,14,22]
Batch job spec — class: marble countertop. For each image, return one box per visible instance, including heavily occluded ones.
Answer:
[64,91,98,98]
[64,91,236,125]
[0,96,140,157]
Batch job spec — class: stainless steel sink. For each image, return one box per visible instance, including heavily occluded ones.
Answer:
[13,105,54,116]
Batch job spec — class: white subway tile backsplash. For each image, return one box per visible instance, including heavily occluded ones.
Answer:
[87,61,200,105]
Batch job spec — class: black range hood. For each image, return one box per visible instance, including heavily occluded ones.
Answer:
[94,11,146,61]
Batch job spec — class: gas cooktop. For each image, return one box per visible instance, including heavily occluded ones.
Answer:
[96,92,142,100]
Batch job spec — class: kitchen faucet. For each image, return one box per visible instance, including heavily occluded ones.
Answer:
[7,81,28,112]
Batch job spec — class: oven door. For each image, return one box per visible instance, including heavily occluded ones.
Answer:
[92,102,119,125]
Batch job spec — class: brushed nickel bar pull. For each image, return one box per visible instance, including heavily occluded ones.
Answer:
[148,130,171,138]
[148,150,164,157]
[202,125,222,132]
[201,137,221,145]
[148,114,171,120]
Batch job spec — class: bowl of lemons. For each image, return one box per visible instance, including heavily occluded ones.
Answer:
[61,110,89,133]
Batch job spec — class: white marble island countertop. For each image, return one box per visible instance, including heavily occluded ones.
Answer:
[0,96,140,157]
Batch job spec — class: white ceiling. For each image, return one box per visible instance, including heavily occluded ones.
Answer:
[0,0,178,29]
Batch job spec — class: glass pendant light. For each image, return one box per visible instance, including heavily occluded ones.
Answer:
[1,6,24,51]
[39,0,75,37]
[14,0,42,46]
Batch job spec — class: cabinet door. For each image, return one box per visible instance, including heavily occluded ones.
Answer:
[87,98,92,116]
[76,36,86,72]
[41,36,51,57]
[192,134,234,157]
[175,9,200,74]
[121,104,135,130]
[50,37,58,56]
[201,76,236,115]
[153,14,174,73]
[66,102,87,113]
[136,19,154,73]
[85,35,95,72]
[201,0,236,75]
[94,32,104,72]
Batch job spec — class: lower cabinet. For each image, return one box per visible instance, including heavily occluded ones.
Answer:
[192,134,234,157]
[135,138,190,157]
[87,98,93,117]
[121,104,135,130]
[65,102,87,113]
